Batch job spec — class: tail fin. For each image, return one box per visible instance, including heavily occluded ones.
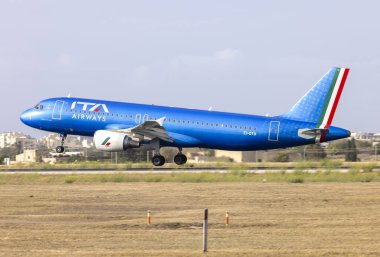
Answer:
[280,67,350,129]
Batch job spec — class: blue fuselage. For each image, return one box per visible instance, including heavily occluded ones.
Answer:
[20,97,350,151]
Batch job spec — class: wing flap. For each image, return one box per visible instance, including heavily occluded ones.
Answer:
[110,117,173,143]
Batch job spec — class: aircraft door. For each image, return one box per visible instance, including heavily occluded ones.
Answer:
[135,114,141,124]
[268,121,280,141]
[52,100,64,120]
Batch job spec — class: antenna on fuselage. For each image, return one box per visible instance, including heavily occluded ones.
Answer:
[67,93,71,98]
[208,106,213,111]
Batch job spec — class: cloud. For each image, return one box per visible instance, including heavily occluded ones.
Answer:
[213,48,242,62]
[126,65,151,87]
[168,48,242,71]
[134,65,149,78]
[57,53,72,67]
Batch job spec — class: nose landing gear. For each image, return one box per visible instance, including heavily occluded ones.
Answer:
[55,134,67,153]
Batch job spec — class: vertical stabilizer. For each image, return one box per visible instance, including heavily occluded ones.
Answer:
[280,67,350,129]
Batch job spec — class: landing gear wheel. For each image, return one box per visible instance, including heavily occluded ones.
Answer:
[152,155,165,166]
[174,154,187,165]
[56,146,65,153]
[56,133,67,154]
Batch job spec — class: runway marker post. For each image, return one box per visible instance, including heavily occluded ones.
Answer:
[225,211,229,226]
[203,208,208,253]
[147,210,151,225]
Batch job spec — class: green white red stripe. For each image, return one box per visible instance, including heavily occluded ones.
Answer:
[101,137,111,147]
[317,67,350,129]
[316,67,349,143]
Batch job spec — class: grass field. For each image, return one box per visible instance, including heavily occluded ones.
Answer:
[0,180,380,256]
[1,170,380,184]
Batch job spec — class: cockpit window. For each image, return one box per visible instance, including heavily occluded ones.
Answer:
[34,104,44,110]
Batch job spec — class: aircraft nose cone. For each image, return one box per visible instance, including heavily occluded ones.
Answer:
[20,110,32,124]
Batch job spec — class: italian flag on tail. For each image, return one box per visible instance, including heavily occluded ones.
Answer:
[317,68,350,142]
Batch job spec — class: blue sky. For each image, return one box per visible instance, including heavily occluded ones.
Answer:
[1,0,379,136]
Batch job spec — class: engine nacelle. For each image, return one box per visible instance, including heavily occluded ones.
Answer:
[94,130,140,151]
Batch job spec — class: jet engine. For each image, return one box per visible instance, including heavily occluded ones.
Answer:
[94,130,140,151]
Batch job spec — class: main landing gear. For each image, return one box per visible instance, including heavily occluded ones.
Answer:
[56,133,67,153]
[151,147,187,167]
[174,147,187,165]
[151,155,165,166]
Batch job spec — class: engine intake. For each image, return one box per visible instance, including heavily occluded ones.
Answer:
[94,130,140,151]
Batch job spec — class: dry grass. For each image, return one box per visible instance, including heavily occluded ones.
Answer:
[0,182,380,256]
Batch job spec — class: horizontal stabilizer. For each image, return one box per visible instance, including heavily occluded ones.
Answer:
[298,128,329,143]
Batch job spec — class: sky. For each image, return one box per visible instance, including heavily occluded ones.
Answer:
[0,0,379,137]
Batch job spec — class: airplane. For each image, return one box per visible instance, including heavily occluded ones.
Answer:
[20,67,351,166]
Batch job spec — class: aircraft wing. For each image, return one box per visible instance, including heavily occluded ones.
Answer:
[110,117,174,143]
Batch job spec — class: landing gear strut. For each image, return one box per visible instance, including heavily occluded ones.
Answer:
[151,140,165,166]
[56,133,67,153]
[174,147,187,165]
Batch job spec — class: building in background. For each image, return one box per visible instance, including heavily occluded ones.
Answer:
[15,149,39,163]
[38,133,94,149]
[0,132,36,149]
[351,132,375,141]
[214,150,257,163]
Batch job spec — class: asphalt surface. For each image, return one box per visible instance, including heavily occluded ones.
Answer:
[0,167,359,175]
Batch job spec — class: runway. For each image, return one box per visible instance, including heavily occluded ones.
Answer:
[0,167,357,175]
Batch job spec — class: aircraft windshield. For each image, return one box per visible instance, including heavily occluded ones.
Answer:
[34,104,44,110]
